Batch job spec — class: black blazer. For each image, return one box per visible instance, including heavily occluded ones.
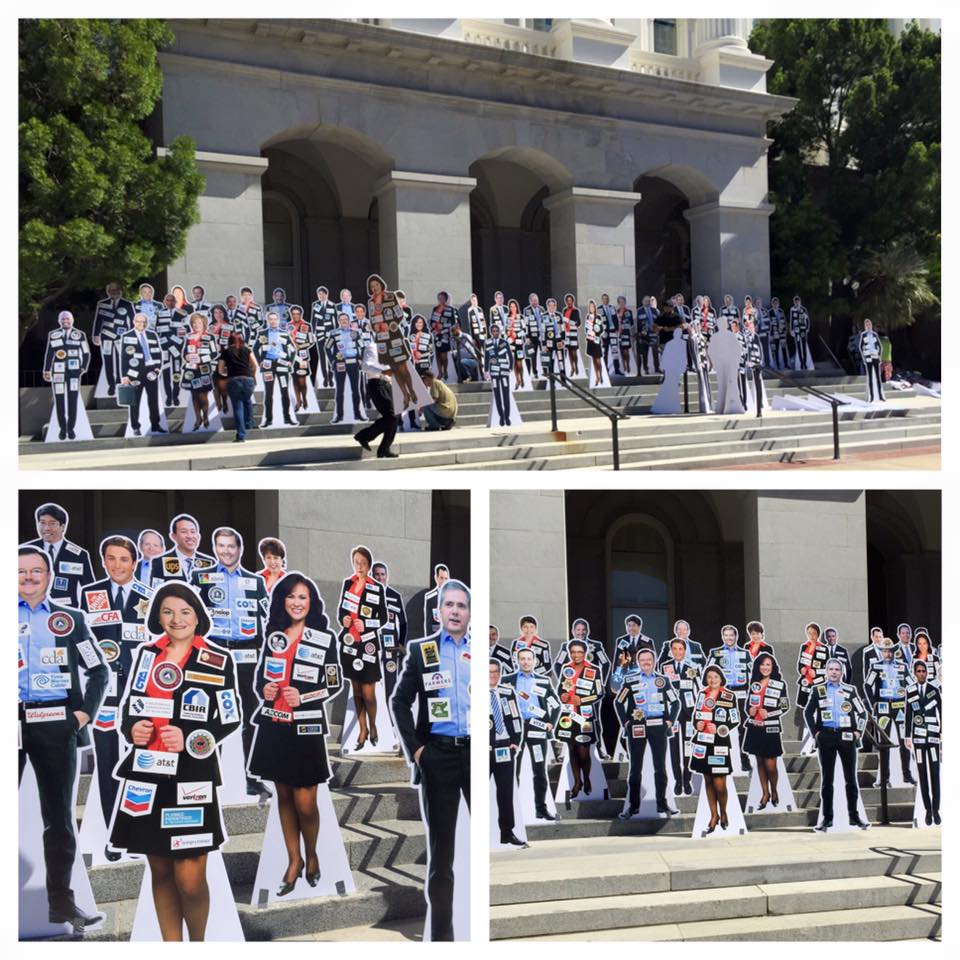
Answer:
[27,538,95,608]
[149,548,216,586]
[490,684,524,751]
[80,577,154,683]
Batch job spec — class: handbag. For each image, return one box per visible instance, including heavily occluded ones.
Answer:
[116,383,138,407]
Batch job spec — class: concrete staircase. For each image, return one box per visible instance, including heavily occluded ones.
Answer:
[490,738,940,941]
[78,731,427,941]
[18,372,940,471]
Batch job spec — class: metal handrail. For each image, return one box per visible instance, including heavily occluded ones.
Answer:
[545,368,629,471]
[862,714,899,825]
[764,365,850,460]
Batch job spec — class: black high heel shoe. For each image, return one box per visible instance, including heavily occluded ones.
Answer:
[704,816,719,836]
[306,860,321,887]
[720,814,729,831]
[355,734,367,751]
[370,728,379,747]
[770,791,779,807]
[757,793,770,811]
[276,860,304,897]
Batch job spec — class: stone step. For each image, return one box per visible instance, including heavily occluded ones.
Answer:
[521,803,915,842]
[490,829,940,900]
[490,872,941,939]
[505,898,941,942]
[83,863,427,941]
[87,818,426,904]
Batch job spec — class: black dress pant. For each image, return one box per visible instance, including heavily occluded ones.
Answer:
[102,346,118,391]
[420,738,470,942]
[222,655,260,788]
[642,339,660,374]
[491,377,510,425]
[865,360,885,401]
[626,724,668,808]
[19,714,79,906]
[129,377,162,431]
[817,729,860,821]
[264,371,292,423]
[916,746,940,816]
[92,712,121,827]
[527,340,540,375]
[334,364,362,419]
[750,367,763,416]
[731,690,751,769]
[355,377,398,455]
[669,708,693,787]
[489,748,516,835]
[54,381,81,434]
[162,359,181,405]
[520,735,549,812]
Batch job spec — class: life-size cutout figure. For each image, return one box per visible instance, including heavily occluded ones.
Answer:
[254,311,297,427]
[790,295,814,370]
[489,659,526,847]
[743,653,790,809]
[650,328,687,414]
[79,535,154,861]
[180,313,220,431]
[706,625,753,772]
[768,297,788,370]
[502,648,560,821]
[287,305,317,413]
[44,310,92,441]
[430,291,458,381]
[905,659,941,826]
[156,294,190,406]
[19,545,108,930]
[865,638,916,787]
[489,625,514,672]
[149,514,216,586]
[92,282,134,397]
[638,295,661,375]
[328,313,364,423]
[690,664,741,834]
[858,318,885,403]
[911,629,941,684]
[554,639,604,800]
[485,321,516,428]
[119,312,167,436]
[561,293,582,377]
[510,614,552,673]
[553,618,611,758]
[311,286,338,389]
[247,572,343,896]
[708,321,746,414]
[615,649,681,819]
[795,621,849,740]
[190,527,270,801]
[29,502,95,607]
[107,582,243,940]
[805,658,871,832]
[371,561,408,702]
[660,636,705,796]
[390,579,472,942]
[423,563,449,635]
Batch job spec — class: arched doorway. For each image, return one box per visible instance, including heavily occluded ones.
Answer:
[469,148,572,306]
[260,126,393,306]
[634,176,691,302]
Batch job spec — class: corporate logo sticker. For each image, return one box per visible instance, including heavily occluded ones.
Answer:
[152,661,183,692]
[180,687,210,722]
[128,695,175,719]
[161,807,204,829]
[216,688,239,724]
[121,780,157,817]
[134,749,179,775]
[177,781,213,804]
[47,612,75,636]
[186,729,215,760]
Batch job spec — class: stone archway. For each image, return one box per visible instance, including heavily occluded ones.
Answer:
[260,125,394,305]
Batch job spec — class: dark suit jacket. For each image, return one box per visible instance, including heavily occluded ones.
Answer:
[27,538,95,608]
[149,548,216,585]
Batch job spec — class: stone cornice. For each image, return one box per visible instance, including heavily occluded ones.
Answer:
[374,171,478,197]
[167,18,797,124]
[543,187,645,211]
[159,51,776,155]
[684,200,775,222]
[157,147,269,175]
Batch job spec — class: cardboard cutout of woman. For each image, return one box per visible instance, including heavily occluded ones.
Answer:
[257,538,287,596]
[687,314,714,415]
[246,572,355,902]
[584,300,611,389]
[911,629,941,684]
[504,299,532,391]
[43,310,93,442]
[485,321,522,428]
[905,659,941,827]
[337,545,398,755]
[287,305,322,415]
[553,639,606,803]
[650,328,687,414]
[707,322,746,414]
[614,648,681,819]
[561,293,584,379]
[553,618,611,759]
[690,664,747,837]
[180,313,223,433]
[743,653,797,814]
[489,659,528,850]
[107,582,244,941]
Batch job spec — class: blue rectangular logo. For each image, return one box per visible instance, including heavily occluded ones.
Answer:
[161,806,204,829]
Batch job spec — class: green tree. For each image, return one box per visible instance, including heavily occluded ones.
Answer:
[19,19,204,334]
[750,19,940,331]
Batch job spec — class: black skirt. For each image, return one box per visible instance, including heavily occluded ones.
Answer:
[248,717,331,787]
[743,723,784,758]
[110,777,226,858]
[339,645,383,683]
[586,341,602,359]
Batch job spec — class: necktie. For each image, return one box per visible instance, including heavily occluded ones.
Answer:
[46,543,55,563]
[115,583,125,609]
[139,332,149,356]
[490,689,506,736]
[184,557,193,578]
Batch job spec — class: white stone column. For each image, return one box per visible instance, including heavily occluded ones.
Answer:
[491,491,568,646]
[163,150,269,301]
[374,170,476,313]
[693,18,771,90]
[743,492,869,666]
[544,187,642,304]
[685,200,774,304]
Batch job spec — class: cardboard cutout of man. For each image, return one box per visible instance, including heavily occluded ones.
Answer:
[790,296,815,370]
[768,298,789,370]
[119,312,168,437]
[371,561,408,703]
[502,648,561,821]
[423,563,449,635]
[327,313,365,423]
[155,294,190,407]
[390,579,472,942]
[92,282,134,398]
[29,502,95,607]
[488,625,514,672]
[254,311,297,427]
[805,658,871,832]
[615,649,681,818]
[485,321,520,428]
[857,319,885,402]
[311,286,338,389]
[650,329,687,414]
[43,310,92,442]
[660,636,706,795]
[149,514,216,586]
[489,660,526,848]
[136,529,166,585]
[18,545,108,932]
[78,535,154,864]
[190,527,270,801]
[905,660,941,826]
[864,638,916,787]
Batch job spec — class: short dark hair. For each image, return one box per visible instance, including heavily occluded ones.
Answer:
[240,286,253,295]
[36,503,68,526]
[213,526,242,549]
[351,545,373,567]
[520,615,537,628]
[371,561,387,575]
[395,290,406,299]
[19,545,51,573]
[746,620,764,635]
[170,513,199,537]
[260,538,285,559]
[100,535,137,563]
[701,664,726,687]
[435,563,449,575]
[626,615,642,627]
[568,639,588,653]
[147,582,211,637]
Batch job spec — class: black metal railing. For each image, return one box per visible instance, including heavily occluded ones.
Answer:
[545,369,629,470]
[764,365,850,460]
[862,715,900,825]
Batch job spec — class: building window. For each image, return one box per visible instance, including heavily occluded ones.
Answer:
[530,19,553,33]
[609,519,671,644]
[653,19,677,55]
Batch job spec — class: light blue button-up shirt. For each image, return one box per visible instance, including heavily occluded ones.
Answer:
[431,632,470,737]
[719,645,743,686]
[19,597,65,702]
[338,330,358,359]
[210,564,246,641]
[823,681,844,728]
[515,669,540,721]
[879,661,901,699]
[635,671,664,717]
[266,329,282,360]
